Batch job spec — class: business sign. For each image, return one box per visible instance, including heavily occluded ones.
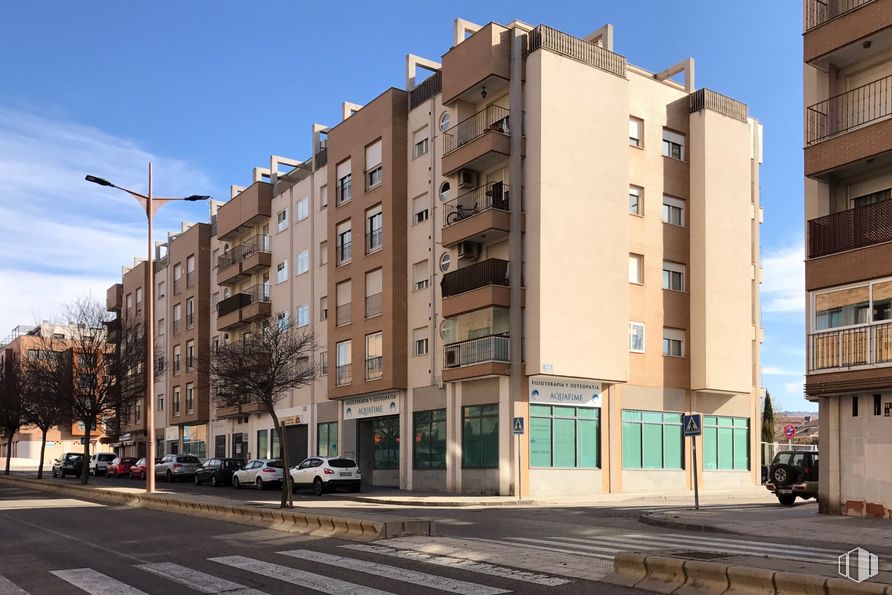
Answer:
[164,426,179,442]
[280,416,302,427]
[529,375,601,408]
[343,393,400,420]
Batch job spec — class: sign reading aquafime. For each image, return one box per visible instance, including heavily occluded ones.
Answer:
[529,375,601,407]
[343,393,400,420]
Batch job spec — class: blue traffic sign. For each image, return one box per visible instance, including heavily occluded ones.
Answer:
[512,417,524,435]
[683,414,702,437]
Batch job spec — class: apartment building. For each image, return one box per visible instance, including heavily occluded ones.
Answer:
[803,0,892,518]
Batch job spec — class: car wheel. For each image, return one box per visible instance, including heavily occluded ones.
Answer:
[778,494,797,506]
[194,474,201,486]
[233,476,240,489]
[211,474,218,487]
[256,478,264,491]
[166,470,174,483]
[313,477,324,497]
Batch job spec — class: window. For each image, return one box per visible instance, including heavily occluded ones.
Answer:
[276,311,288,331]
[158,281,165,298]
[439,252,451,273]
[703,416,749,471]
[296,196,309,221]
[320,296,328,321]
[186,297,195,328]
[135,400,141,422]
[320,241,328,266]
[135,287,143,308]
[296,250,309,275]
[337,222,352,265]
[413,260,429,291]
[186,255,195,288]
[186,339,194,370]
[366,269,383,318]
[277,261,287,283]
[336,340,351,386]
[257,430,269,459]
[366,207,383,253]
[414,410,446,469]
[439,181,450,202]
[853,395,859,417]
[622,410,683,469]
[173,386,181,415]
[462,405,499,468]
[297,303,309,327]
[277,209,288,232]
[373,416,399,470]
[365,331,383,380]
[629,254,643,284]
[629,117,643,147]
[629,322,645,353]
[336,280,351,326]
[173,345,181,375]
[413,128,429,158]
[662,196,685,226]
[126,293,132,312]
[413,327,429,356]
[875,394,882,416]
[319,350,328,376]
[530,405,600,468]
[186,383,194,413]
[852,188,891,209]
[366,140,383,189]
[173,303,182,334]
[158,394,164,411]
[813,284,872,330]
[318,422,338,457]
[662,129,685,160]
[157,318,166,337]
[212,292,219,311]
[662,328,685,357]
[173,263,183,294]
[336,160,352,205]
[320,185,328,209]
[662,261,685,291]
[439,112,451,132]
[629,185,643,215]
[413,195,430,224]
[212,336,219,353]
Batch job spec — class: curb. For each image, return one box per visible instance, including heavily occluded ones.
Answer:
[639,511,738,536]
[0,476,432,542]
[603,551,892,594]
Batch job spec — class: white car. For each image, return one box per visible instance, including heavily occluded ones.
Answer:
[290,456,361,496]
[88,453,117,476]
[232,459,283,490]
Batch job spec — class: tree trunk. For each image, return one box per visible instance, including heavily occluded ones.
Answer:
[3,432,13,475]
[37,428,47,479]
[269,408,293,509]
[81,419,93,485]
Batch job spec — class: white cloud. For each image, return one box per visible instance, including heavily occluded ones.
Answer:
[784,379,805,398]
[762,240,805,313]
[763,366,800,376]
[0,108,218,337]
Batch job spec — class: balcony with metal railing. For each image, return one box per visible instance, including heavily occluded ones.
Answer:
[441,258,515,317]
[336,303,352,327]
[336,363,352,386]
[365,292,382,318]
[808,199,892,258]
[805,0,874,31]
[805,0,889,67]
[442,182,512,247]
[173,278,183,295]
[443,334,510,381]
[808,320,892,372]
[365,228,383,254]
[217,234,271,285]
[365,357,383,381]
[441,105,513,175]
[337,241,352,266]
[216,283,272,331]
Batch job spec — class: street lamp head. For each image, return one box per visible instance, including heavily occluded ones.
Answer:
[85,175,114,187]
[183,195,212,202]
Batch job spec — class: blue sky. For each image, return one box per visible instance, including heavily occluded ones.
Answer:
[0,1,809,410]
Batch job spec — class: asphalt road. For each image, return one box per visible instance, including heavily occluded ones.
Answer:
[0,483,645,594]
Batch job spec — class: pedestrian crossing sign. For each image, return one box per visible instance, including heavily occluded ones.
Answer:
[683,414,702,437]
[512,417,524,435]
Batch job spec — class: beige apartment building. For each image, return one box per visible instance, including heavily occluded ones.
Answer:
[804,0,892,518]
[109,17,763,496]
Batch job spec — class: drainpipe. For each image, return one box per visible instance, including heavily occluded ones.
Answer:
[429,96,439,386]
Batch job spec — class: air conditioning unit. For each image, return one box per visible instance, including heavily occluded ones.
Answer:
[457,241,481,260]
[458,169,478,189]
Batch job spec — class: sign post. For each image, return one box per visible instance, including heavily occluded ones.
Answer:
[784,424,796,449]
[512,417,524,501]
[683,414,702,511]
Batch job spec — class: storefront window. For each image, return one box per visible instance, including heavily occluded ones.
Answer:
[271,429,280,460]
[703,416,749,471]
[462,404,499,468]
[413,410,446,469]
[373,417,399,470]
[257,430,269,459]
[182,425,207,459]
[530,405,599,468]
[621,410,683,469]
[318,422,338,457]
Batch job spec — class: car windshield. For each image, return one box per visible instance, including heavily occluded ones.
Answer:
[100,454,115,460]
[266,461,284,469]
[327,458,357,468]
[178,456,201,464]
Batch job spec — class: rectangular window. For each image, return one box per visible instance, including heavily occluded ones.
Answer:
[135,287,143,307]
[372,416,399,470]
[296,196,309,222]
[336,340,351,386]
[277,209,288,232]
[366,140,383,189]
[320,184,328,209]
[413,195,430,224]
[173,386,181,415]
[318,422,338,457]
[530,405,600,468]
[875,394,882,416]
[158,281,165,298]
[173,263,182,294]
[173,303,182,334]
[662,328,685,357]
[413,260,429,291]
[853,395,859,417]
[186,255,195,288]
[413,410,446,469]
[158,394,164,411]
[462,404,499,468]
[365,331,383,380]
[320,241,328,266]
[622,410,683,469]
[186,383,194,413]
[662,195,685,226]
[173,345,181,375]
[336,280,351,326]
[297,303,309,327]
[211,292,219,311]
[157,318,165,337]
[337,222,352,265]
[629,185,643,215]
[413,327,429,356]
[366,207,383,253]
[186,297,195,328]
[257,430,269,459]
[629,117,643,147]
[336,160,352,205]
[320,351,328,376]
[703,416,750,471]
[320,296,328,321]
[296,250,309,275]
[629,322,645,353]
[413,128,429,159]
[126,293,132,312]
[365,268,383,318]
[186,340,194,371]
[662,261,686,291]
[277,261,288,283]
[276,311,288,331]
[629,254,643,284]
[662,129,685,160]
[814,284,870,330]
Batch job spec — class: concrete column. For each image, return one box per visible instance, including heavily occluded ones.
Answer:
[498,375,512,495]
[819,396,842,514]
[403,390,413,491]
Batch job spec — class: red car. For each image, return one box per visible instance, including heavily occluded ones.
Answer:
[107,457,138,478]
[128,457,160,480]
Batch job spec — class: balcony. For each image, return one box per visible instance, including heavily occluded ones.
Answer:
[216,182,273,242]
[365,357,383,381]
[441,23,510,105]
[441,106,513,175]
[336,363,352,386]
[441,258,512,317]
[808,321,892,373]
[808,199,892,258]
[527,24,627,77]
[216,284,271,331]
[216,401,266,419]
[337,241,352,266]
[217,235,271,286]
[442,334,510,381]
[805,74,892,178]
[805,0,890,65]
[365,228,383,254]
[442,182,511,247]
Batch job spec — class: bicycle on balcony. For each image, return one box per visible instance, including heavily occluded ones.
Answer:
[446,202,479,225]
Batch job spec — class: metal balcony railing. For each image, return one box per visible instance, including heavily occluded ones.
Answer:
[186,313,194,329]
[216,283,271,317]
[365,357,383,380]
[805,0,874,31]
[336,363,352,386]
[173,319,181,335]
[365,228,383,253]
[217,234,271,269]
[806,74,892,145]
[527,24,626,78]
[336,303,352,326]
[186,271,195,288]
[337,241,352,265]
[409,71,442,109]
[337,177,352,205]
[441,258,509,298]
[443,182,509,227]
[443,105,510,155]
[173,278,183,295]
[444,334,510,368]
[809,321,892,371]
[808,199,892,257]
[365,292,382,318]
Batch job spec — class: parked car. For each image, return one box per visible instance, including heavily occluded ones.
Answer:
[89,453,117,476]
[155,454,202,482]
[765,450,819,506]
[52,453,84,478]
[107,457,139,478]
[129,457,161,480]
[290,456,361,496]
[194,458,245,487]
[231,459,283,490]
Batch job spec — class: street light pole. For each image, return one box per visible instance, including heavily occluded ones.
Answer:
[86,165,210,494]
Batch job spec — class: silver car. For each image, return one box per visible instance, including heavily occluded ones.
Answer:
[154,454,201,482]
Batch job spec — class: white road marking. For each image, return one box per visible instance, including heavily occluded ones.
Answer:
[279,549,508,595]
[461,537,613,560]
[209,555,393,595]
[624,532,840,555]
[50,569,147,595]
[506,537,634,555]
[0,574,28,595]
[341,543,570,587]
[138,562,267,594]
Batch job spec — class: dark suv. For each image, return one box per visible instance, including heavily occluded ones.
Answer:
[52,453,84,478]
[765,450,819,505]
[194,458,245,487]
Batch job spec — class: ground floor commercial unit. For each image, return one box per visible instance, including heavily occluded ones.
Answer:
[1,427,114,464]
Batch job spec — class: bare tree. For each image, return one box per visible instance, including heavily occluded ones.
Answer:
[202,320,317,508]
[21,349,73,479]
[0,350,25,475]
